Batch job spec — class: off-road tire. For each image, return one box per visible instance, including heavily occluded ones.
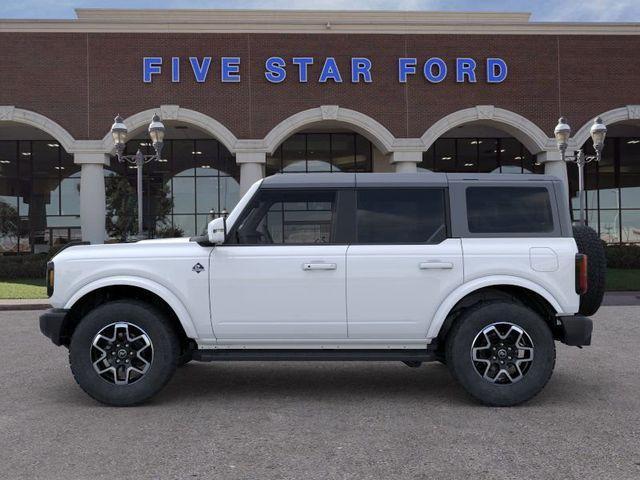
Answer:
[573,224,606,316]
[69,300,180,406]
[445,300,556,407]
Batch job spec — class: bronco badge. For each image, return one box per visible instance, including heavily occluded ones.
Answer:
[192,262,205,274]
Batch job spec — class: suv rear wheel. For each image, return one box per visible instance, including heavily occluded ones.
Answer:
[69,300,180,406]
[445,300,555,407]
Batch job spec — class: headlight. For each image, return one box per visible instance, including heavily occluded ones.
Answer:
[46,262,54,297]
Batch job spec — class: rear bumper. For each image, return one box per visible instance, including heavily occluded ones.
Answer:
[557,314,593,346]
[39,308,70,346]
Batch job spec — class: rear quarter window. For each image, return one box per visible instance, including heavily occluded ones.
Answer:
[466,186,554,234]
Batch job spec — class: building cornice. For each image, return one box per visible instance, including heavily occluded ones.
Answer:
[0,9,638,35]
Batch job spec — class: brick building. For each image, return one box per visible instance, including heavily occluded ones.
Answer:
[1,9,639,250]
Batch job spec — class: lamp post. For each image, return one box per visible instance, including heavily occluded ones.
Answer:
[554,116,607,226]
[110,114,166,237]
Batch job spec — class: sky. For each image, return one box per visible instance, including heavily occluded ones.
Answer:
[1,0,640,22]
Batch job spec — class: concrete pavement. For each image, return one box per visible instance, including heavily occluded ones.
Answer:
[0,308,639,480]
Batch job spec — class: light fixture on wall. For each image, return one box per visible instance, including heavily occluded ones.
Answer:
[553,116,607,225]
[110,113,166,238]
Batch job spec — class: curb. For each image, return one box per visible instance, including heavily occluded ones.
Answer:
[0,302,50,312]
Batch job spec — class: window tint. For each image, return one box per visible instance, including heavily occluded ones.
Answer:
[356,188,447,244]
[466,186,554,234]
[235,190,335,244]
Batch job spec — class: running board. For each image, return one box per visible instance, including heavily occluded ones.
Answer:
[192,349,438,362]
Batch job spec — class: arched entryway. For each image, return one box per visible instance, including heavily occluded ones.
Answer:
[0,110,79,253]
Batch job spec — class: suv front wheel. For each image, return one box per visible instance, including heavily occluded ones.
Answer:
[445,300,556,407]
[69,300,180,406]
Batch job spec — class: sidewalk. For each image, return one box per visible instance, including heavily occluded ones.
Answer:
[1,292,640,312]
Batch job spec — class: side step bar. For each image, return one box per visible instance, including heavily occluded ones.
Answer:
[192,349,438,362]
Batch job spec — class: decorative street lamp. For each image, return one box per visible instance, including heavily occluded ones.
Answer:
[554,116,607,225]
[110,114,166,237]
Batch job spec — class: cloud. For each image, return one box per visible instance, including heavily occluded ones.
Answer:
[1,0,639,21]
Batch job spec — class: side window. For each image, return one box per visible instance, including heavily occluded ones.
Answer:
[235,190,336,244]
[466,186,554,234]
[356,188,447,244]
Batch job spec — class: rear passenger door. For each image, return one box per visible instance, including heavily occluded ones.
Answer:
[346,188,463,340]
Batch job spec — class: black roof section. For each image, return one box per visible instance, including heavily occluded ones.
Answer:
[260,172,560,188]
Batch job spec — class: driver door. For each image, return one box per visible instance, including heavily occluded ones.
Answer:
[210,188,349,340]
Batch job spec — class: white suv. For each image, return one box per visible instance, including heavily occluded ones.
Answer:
[39,173,604,407]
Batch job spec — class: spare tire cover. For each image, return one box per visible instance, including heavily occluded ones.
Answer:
[572,224,606,316]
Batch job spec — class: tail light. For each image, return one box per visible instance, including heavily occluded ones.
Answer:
[575,254,588,295]
[46,262,54,297]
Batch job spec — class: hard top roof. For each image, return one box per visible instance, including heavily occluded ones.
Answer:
[260,172,559,188]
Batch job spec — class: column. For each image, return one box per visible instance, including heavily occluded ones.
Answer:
[75,152,110,244]
[236,151,266,196]
[537,151,569,191]
[390,151,422,173]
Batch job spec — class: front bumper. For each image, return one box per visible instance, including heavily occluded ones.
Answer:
[557,314,593,346]
[39,308,70,346]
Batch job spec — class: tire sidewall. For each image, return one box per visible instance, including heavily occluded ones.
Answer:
[446,301,556,407]
[69,301,179,406]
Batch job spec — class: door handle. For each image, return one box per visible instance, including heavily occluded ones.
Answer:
[302,263,337,271]
[419,261,454,270]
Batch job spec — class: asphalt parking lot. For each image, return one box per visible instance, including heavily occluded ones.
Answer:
[1,308,639,480]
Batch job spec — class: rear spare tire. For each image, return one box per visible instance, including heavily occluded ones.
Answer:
[573,224,606,316]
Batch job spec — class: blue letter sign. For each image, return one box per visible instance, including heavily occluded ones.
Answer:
[143,57,162,83]
[189,57,211,83]
[265,57,287,83]
[487,58,508,83]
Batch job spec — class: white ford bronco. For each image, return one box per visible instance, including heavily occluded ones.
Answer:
[39,173,605,407]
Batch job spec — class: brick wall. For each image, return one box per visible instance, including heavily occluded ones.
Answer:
[1,32,639,142]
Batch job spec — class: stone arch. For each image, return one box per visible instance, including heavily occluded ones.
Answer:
[421,105,553,154]
[263,106,396,155]
[100,105,239,154]
[572,105,640,148]
[0,106,76,152]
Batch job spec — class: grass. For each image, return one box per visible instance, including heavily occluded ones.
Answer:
[605,269,640,292]
[0,278,47,299]
[0,270,637,300]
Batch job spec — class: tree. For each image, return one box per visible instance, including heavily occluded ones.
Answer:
[105,175,174,241]
[0,200,21,250]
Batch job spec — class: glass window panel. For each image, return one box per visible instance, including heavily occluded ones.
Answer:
[499,138,523,173]
[466,187,554,234]
[356,188,447,244]
[0,141,17,177]
[355,134,372,172]
[0,191,20,253]
[621,210,640,243]
[32,141,59,177]
[598,188,619,210]
[60,176,80,215]
[282,135,306,173]
[266,146,282,176]
[220,176,240,213]
[306,134,331,172]
[456,138,478,171]
[332,134,355,172]
[221,147,240,181]
[172,140,195,176]
[60,150,80,177]
[18,141,32,178]
[0,177,18,207]
[196,176,219,214]
[236,190,335,244]
[195,139,219,174]
[172,214,197,237]
[419,146,435,172]
[620,137,640,208]
[172,177,195,213]
[599,210,620,244]
[196,214,212,236]
[478,139,499,173]
[434,139,455,172]
[46,216,80,227]
[31,178,59,216]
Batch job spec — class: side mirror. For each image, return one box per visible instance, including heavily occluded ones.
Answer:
[207,217,226,245]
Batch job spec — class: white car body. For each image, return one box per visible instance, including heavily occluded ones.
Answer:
[48,174,580,351]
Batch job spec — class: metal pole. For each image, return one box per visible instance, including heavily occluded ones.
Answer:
[577,150,586,226]
[136,152,144,236]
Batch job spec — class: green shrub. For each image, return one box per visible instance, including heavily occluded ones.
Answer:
[0,254,48,280]
[605,244,640,269]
